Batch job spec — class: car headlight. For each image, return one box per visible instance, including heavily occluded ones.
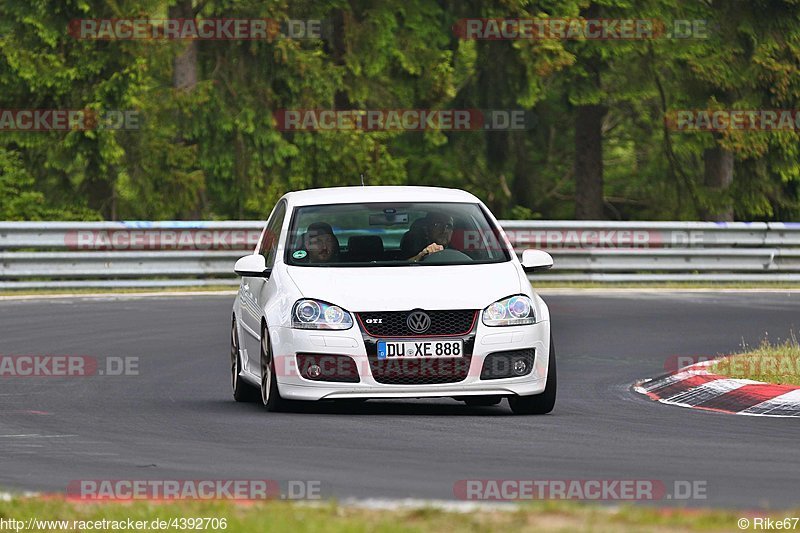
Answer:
[292,299,354,330]
[482,295,536,326]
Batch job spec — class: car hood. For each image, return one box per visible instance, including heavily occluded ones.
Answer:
[285,262,522,312]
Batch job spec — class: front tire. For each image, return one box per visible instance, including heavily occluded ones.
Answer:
[260,325,291,412]
[231,317,257,402]
[508,340,557,415]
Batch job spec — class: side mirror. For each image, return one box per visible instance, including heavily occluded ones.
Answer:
[521,249,553,273]
[234,255,271,277]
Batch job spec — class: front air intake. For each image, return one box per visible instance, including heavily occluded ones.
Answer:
[480,348,535,380]
[296,354,360,383]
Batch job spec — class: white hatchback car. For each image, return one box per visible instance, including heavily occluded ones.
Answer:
[230,186,555,414]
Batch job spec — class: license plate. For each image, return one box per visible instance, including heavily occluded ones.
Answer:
[377,340,463,359]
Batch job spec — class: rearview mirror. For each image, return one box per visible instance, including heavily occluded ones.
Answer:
[234,255,271,277]
[521,249,553,273]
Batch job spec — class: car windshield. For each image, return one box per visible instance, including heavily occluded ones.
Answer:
[285,202,510,267]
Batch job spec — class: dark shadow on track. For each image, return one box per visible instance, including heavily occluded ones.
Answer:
[185,398,526,416]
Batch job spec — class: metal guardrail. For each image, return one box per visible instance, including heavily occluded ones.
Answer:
[2,221,800,288]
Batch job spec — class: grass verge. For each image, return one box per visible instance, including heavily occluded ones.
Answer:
[3,282,800,299]
[0,497,791,532]
[708,337,800,386]
[532,281,800,290]
[0,286,237,298]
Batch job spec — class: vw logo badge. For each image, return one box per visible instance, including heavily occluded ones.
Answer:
[406,310,431,334]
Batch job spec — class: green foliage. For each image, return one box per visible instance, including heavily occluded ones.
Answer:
[1,0,799,221]
[0,147,100,219]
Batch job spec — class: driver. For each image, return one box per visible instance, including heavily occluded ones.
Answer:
[408,213,454,263]
[304,222,340,263]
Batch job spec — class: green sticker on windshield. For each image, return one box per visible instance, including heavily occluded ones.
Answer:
[293,250,308,259]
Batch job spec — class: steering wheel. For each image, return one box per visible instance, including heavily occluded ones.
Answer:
[418,248,472,264]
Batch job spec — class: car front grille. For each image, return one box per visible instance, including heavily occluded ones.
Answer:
[358,309,478,385]
[361,335,476,385]
[480,348,535,380]
[368,356,472,385]
[357,310,477,337]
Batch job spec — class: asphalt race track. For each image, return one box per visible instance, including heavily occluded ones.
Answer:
[0,291,798,508]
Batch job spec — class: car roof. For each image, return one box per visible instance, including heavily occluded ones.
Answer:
[282,186,481,207]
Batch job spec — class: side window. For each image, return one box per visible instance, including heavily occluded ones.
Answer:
[259,201,287,268]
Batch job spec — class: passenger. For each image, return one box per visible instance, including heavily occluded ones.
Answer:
[304,222,340,263]
[405,213,455,262]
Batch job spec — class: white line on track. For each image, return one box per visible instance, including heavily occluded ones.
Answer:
[314,497,523,513]
[537,288,800,295]
[0,434,77,438]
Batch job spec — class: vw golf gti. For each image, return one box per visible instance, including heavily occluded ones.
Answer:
[230,186,555,414]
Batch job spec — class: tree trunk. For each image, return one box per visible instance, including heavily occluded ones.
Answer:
[511,133,536,213]
[702,145,734,221]
[574,103,606,219]
[84,169,113,219]
[170,0,197,90]
[330,9,349,109]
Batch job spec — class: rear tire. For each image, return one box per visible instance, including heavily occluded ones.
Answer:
[508,340,557,415]
[260,325,291,412]
[231,317,257,402]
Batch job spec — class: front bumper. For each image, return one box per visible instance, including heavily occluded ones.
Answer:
[268,319,551,401]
